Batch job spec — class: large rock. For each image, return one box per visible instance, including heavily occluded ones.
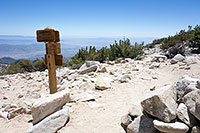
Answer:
[95,76,111,90]
[192,126,200,133]
[31,90,70,125]
[176,77,200,99]
[78,61,100,74]
[141,85,177,122]
[79,65,98,74]
[127,115,157,133]
[153,120,189,133]
[170,54,185,64]
[183,90,200,121]
[177,103,197,127]
[27,108,69,133]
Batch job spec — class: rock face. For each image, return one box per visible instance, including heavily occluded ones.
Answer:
[176,77,200,99]
[27,108,69,133]
[153,120,189,133]
[95,76,111,90]
[127,115,156,133]
[183,90,200,121]
[176,103,197,127]
[31,90,70,125]
[141,85,177,122]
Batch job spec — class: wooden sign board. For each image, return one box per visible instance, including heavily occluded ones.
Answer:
[37,30,60,42]
[45,54,63,66]
[46,43,61,54]
[55,54,63,66]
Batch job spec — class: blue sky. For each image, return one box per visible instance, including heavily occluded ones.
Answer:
[0,0,200,38]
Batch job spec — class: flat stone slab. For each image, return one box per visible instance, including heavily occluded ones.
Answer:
[31,90,70,125]
[27,108,69,133]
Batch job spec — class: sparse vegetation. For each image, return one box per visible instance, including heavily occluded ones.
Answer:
[68,38,144,69]
[146,25,200,51]
[3,58,47,75]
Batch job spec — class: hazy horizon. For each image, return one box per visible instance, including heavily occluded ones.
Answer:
[0,0,199,59]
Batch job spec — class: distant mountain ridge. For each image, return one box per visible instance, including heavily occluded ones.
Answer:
[0,57,17,64]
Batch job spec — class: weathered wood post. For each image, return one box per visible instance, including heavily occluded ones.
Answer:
[36,27,63,94]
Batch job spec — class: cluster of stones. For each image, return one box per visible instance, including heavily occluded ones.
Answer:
[121,77,200,133]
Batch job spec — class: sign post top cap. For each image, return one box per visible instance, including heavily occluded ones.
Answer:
[44,26,54,30]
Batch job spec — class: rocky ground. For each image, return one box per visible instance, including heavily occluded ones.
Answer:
[0,64,9,73]
[0,47,200,133]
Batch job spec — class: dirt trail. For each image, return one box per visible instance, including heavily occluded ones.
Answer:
[0,55,200,133]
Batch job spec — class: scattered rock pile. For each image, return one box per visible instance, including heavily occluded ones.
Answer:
[121,77,200,133]
[0,51,200,132]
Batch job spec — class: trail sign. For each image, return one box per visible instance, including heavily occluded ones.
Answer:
[36,26,63,94]
[55,54,63,66]
[45,54,63,66]
[37,27,60,42]
[46,42,61,54]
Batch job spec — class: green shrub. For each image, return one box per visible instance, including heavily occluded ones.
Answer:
[67,38,144,68]
[148,25,200,50]
[5,58,47,74]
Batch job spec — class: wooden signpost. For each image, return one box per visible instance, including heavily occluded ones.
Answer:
[36,27,63,94]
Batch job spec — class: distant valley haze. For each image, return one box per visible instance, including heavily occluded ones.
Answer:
[0,35,156,60]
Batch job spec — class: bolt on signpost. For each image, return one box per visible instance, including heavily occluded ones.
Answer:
[36,27,63,94]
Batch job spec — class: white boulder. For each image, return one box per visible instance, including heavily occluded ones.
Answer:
[141,85,177,122]
[153,120,189,133]
[27,108,69,133]
[31,90,70,125]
